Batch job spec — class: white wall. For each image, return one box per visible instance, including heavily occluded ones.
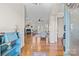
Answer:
[57,16,64,38]
[25,3,52,33]
[25,18,49,33]
[49,4,64,43]
[69,8,79,55]
[49,15,57,43]
[0,3,24,47]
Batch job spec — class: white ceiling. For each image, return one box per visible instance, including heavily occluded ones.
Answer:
[25,3,53,20]
[25,3,64,21]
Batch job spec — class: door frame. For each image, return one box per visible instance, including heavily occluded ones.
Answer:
[64,4,71,55]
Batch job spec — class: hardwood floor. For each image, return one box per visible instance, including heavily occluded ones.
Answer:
[21,33,64,56]
[21,34,32,56]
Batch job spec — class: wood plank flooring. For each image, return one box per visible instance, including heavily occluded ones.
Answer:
[21,33,64,56]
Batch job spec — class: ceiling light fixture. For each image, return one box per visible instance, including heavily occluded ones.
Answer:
[32,3,40,6]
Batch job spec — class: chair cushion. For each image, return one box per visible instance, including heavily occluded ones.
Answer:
[4,32,18,42]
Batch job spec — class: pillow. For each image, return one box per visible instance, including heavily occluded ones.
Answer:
[4,32,18,42]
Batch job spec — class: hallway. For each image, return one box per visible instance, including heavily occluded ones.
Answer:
[21,3,64,56]
[21,33,64,56]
